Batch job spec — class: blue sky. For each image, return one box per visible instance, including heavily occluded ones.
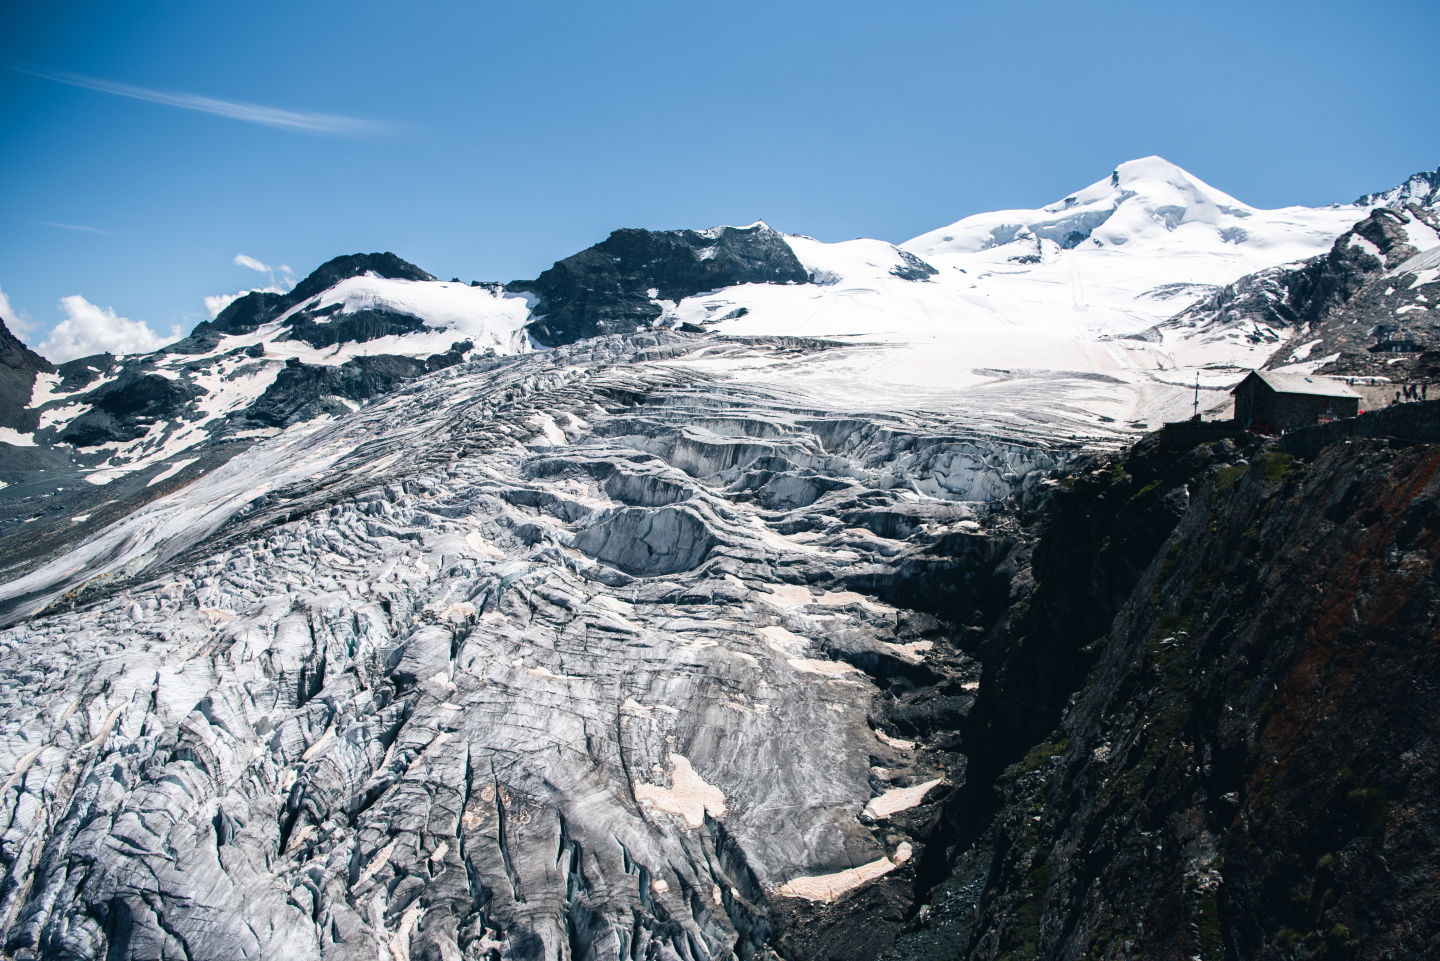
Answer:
[2,0,1438,360]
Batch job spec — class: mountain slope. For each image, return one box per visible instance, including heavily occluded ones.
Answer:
[889,428,1440,961]
[4,159,1440,961]
[901,156,1368,337]
[3,159,1432,605]
[3,157,1398,477]
[1143,202,1440,386]
[0,318,54,440]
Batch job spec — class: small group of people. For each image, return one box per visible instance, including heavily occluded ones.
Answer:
[1395,381,1430,403]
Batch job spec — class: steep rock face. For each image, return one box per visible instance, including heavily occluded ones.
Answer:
[0,319,54,435]
[1147,205,1440,373]
[513,224,809,345]
[0,332,1068,961]
[893,429,1440,961]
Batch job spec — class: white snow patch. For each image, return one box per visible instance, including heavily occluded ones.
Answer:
[28,372,62,407]
[1395,246,1440,289]
[37,403,87,432]
[300,275,535,355]
[633,754,727,828]
[786,657,862,678]
[778,857,898,902]
[875,729,915,751]
[862,778,945,820]
[1347,234,1382,260]
[146,458,198,488]
[1399,217,1440,254]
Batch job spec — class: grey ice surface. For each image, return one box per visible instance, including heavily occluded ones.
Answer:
[0,334,1073,960]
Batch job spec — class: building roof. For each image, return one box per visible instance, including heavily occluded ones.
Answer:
[1233,370,1362,400]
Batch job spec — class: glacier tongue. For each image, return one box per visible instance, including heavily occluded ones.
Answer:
[0,333,1065,960]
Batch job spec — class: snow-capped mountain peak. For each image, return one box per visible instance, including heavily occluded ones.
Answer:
[906,155,1289,261]
[1054,155,1252,221]
[892,157,1369,345]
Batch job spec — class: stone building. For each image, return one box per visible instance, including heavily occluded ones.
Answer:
[1231,371,1361,433]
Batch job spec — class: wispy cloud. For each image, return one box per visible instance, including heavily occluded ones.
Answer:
[206,254,297,317]
[8,65,396,138]
[233,253,296,288]
[33,220,109,234]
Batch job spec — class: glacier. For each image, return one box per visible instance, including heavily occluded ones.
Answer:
[1,156,1438,961]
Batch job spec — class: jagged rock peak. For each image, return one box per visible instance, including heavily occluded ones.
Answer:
[195,252,436,344]
[1355,166,1440,211]
[512,222,809,345]
[284,251,436,305]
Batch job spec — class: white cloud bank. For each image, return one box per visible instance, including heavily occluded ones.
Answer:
[37,296,180,362]
[0,287,39,340]
[234,253,270,273]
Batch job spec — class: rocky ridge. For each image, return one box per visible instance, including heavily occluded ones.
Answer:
[513,223,813,346]
[1138,198,1440,385]
[883,423,1440,960]
[1355,168,1440,210]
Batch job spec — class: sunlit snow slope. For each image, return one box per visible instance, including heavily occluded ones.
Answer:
[669,158,1370,429]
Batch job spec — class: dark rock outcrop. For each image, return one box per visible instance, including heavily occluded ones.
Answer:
[279,307,429,349]
[57,370,204,447]
[892,428,1440,961]
[53,354,114,392]
[1167,206,1436,342]
[175,252,434,353]
[890,250,939,282]
[512,223,808,345]
[0,318,53,434]
[240,342,471,428]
